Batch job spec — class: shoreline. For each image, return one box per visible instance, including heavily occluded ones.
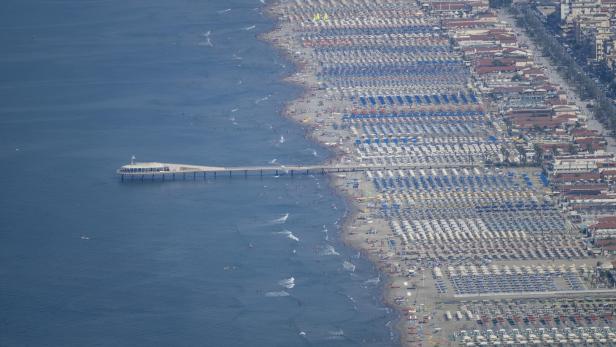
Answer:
[260,1,401,344]
[259,1,616,346]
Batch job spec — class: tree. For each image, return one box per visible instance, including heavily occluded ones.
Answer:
[534,144,544,166]
[586,142,595,154]
[514,3,616,135]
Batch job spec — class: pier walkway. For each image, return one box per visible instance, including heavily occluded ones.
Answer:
[117,161,481,181]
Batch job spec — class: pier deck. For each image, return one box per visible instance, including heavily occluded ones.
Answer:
[117,161,481,180]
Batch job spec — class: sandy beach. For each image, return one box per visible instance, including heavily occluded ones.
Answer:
[260,1,616,346]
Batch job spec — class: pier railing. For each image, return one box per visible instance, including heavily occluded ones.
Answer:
[117,162,480,181]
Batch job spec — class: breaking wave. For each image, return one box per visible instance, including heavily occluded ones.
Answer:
[364,276,381,285]
[265,291,289,297]
[198,31,213,47]
[326,329,345,340]
[278,277,295,289]
[318,244,339,256]
[342,260,356,272]
[276,230,299,242]
[255,95,270,104]
[271,213,289,224]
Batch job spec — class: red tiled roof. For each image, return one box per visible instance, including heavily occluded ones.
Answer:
[601,169,616,176]
[553,172,601,181]
[432,2,467,10]
[571,129,599,136]
[592,217,616,230]
[476,65,518,74]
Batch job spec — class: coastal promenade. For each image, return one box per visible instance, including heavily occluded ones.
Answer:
[117,161,480,180]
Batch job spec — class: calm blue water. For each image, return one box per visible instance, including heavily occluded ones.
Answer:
[0,1,394,346]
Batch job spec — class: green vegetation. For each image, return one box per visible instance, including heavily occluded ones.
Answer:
[511,4,616,135]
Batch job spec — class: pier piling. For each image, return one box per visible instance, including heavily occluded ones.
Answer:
[118,162,478,182]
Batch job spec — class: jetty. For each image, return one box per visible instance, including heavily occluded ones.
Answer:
[117,161,480,181]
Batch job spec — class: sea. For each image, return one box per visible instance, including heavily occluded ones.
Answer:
[0,0,395,346]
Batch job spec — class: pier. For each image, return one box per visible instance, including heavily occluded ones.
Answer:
[117,161,480,181]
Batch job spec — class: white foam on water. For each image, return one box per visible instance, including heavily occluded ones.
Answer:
[265,291,289,297]
[217,8,231,14]
[364,276,380,285]
[304,148,318,157]
[342,260,356,272]
[319,244,339,256]
[276,230,299,242]
[327,329,345,340]
[243,25,256,31]
[278,277,295,289]
[231,108,239,113]
[255,95,270,104]
[271,213,288,224]
[198,31,213,47]
[279,135,285,144]
[330,329,344,336]
[269,158,277,164]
